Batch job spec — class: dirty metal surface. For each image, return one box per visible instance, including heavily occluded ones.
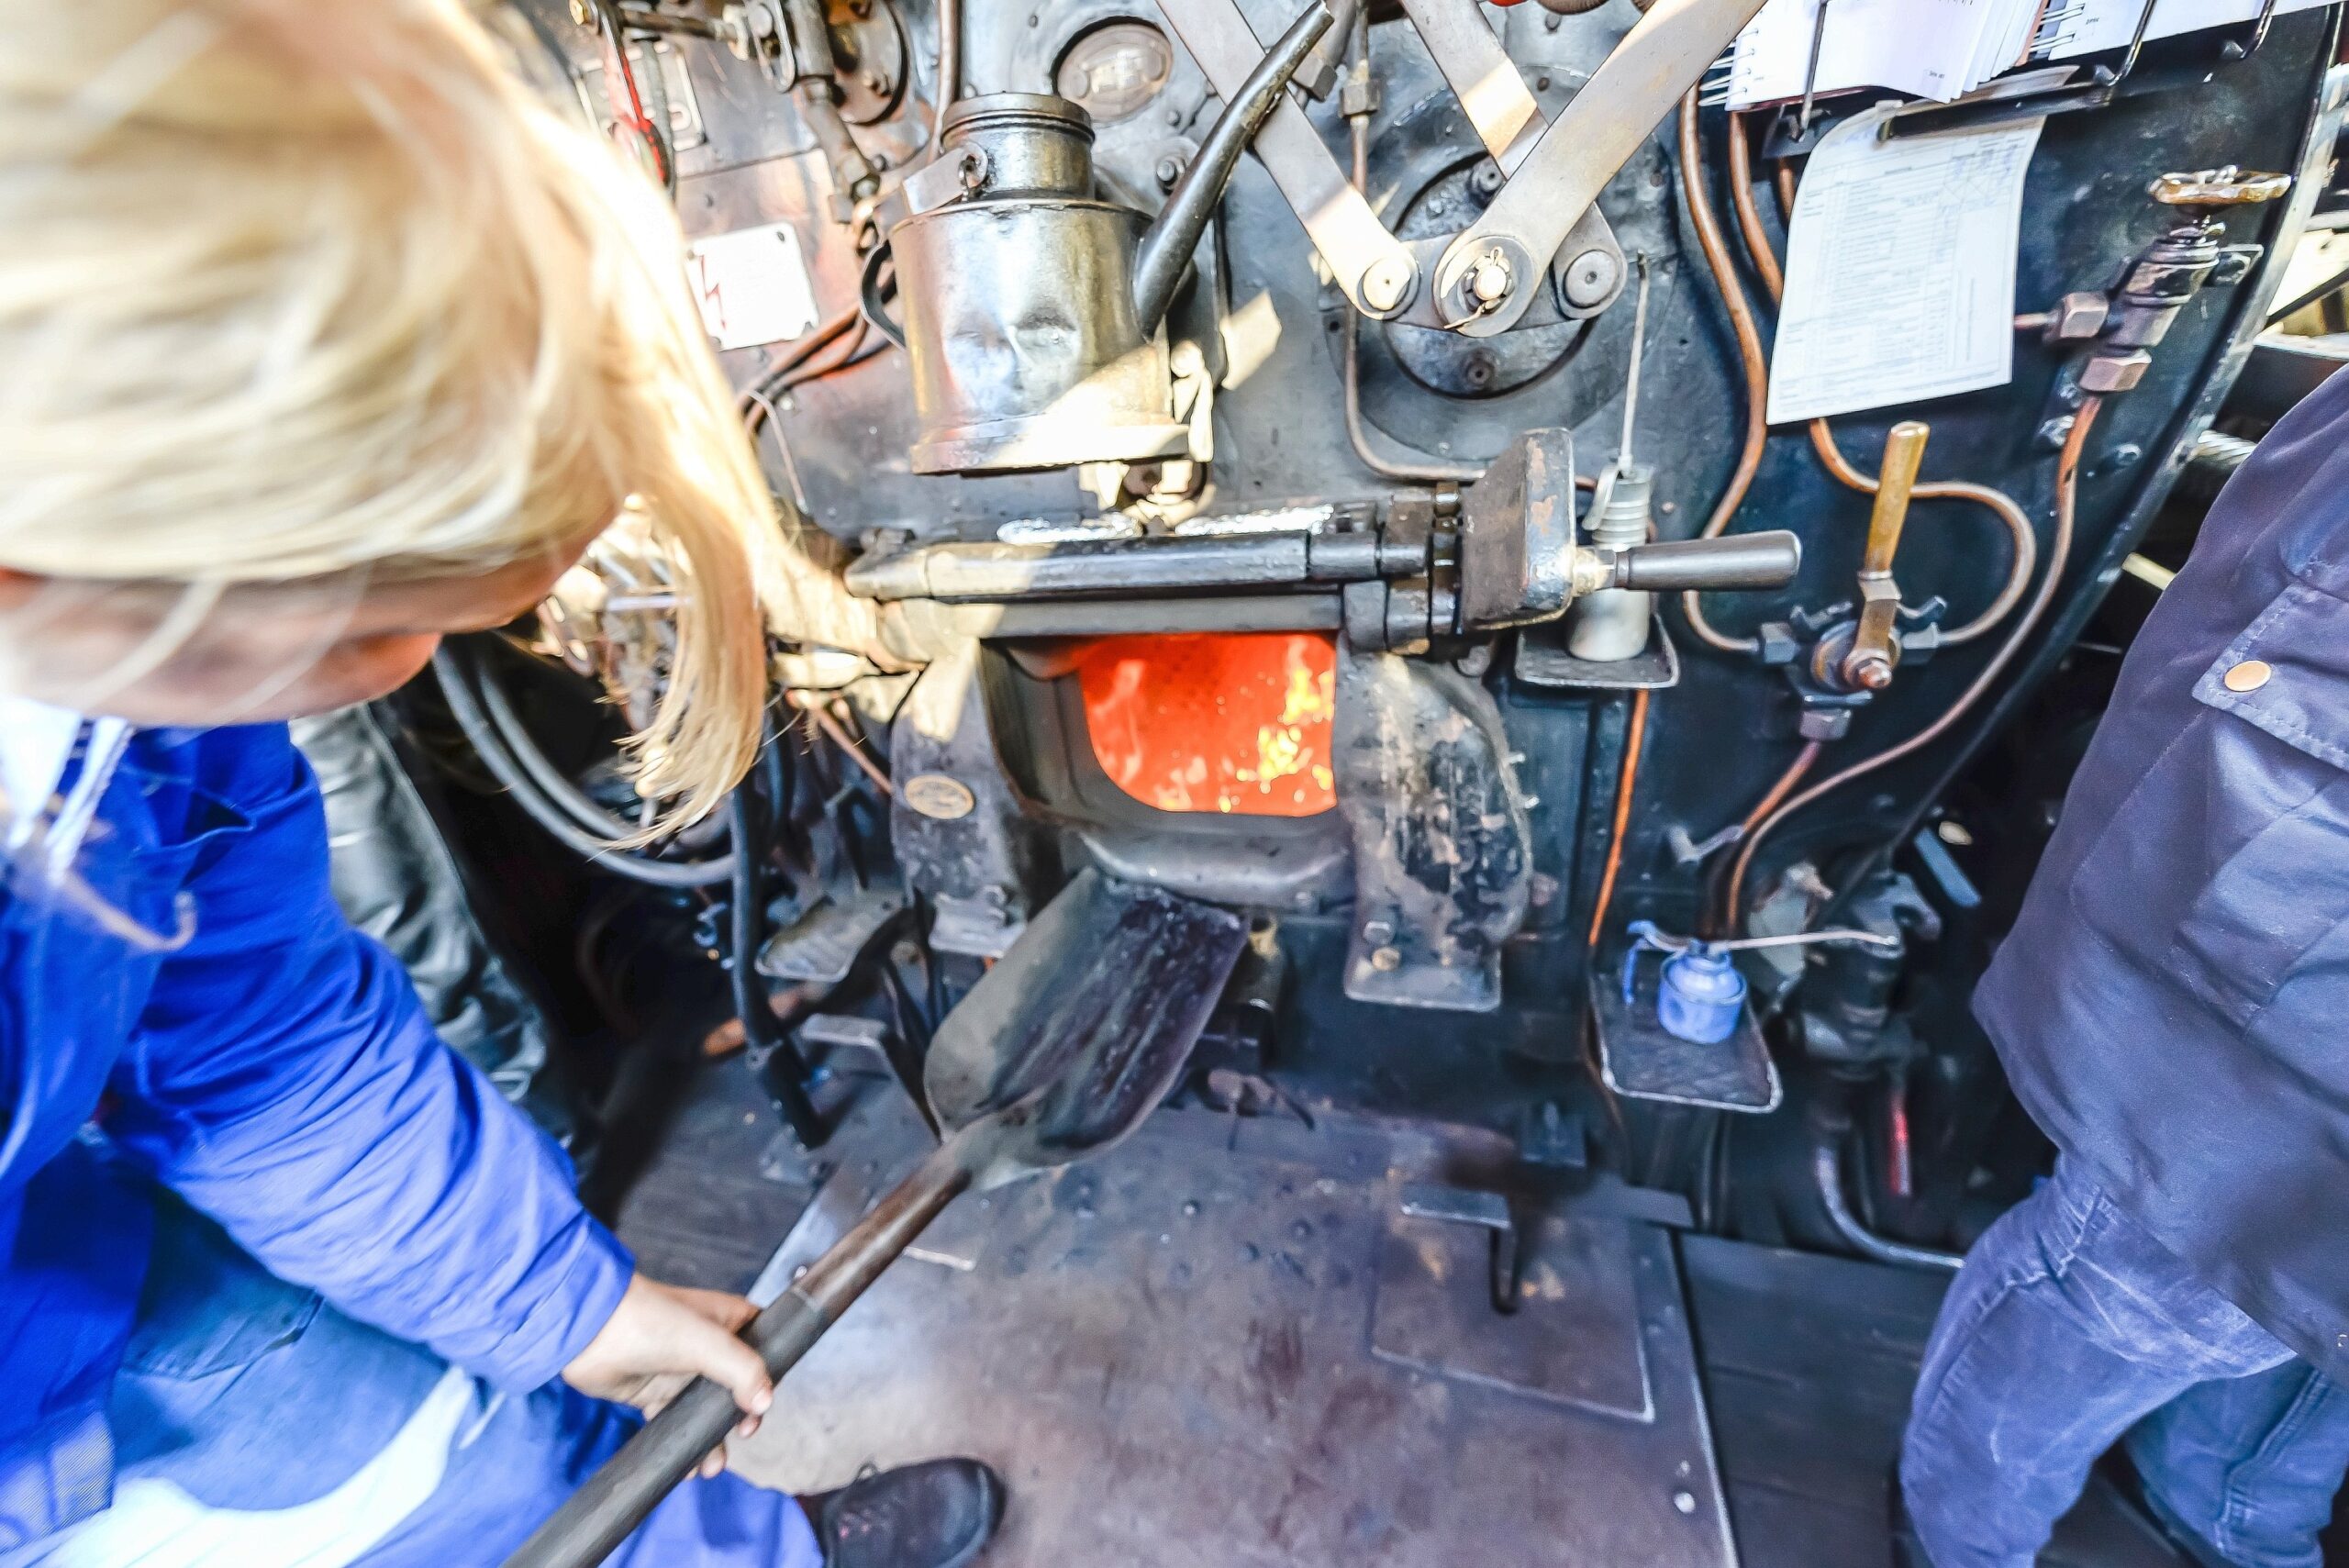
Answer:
[732,1105,1736,1567]
[1371,1207,1653,1419]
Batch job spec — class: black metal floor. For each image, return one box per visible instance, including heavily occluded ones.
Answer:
[609,1058,2238,1567]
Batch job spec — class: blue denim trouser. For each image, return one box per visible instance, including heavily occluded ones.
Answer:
[5,1205,820,1568]
[1901,1160,2349,1568]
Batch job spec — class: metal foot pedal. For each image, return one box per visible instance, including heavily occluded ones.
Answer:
[1590,951,1781,1114]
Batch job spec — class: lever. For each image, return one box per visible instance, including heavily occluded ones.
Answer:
[1431,0,1767,337]
[1586,530,1802,595]
[1839,421,1927,692]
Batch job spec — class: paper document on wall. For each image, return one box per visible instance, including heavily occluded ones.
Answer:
[1767,107,2043,425]
[2037,0,2331,59]
[1725,0,2039,108]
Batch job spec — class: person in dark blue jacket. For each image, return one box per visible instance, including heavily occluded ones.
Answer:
[0,1,990,1564]
[1900,367,2349,1568]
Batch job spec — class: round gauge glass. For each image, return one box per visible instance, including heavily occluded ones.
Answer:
[1053,20,1174,124]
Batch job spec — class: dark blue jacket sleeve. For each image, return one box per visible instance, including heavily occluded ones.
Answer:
[102,727,632,1393]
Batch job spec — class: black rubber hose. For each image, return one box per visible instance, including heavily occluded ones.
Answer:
[727,772,826,1145]
[453,642,648,842]
[430,645,736,889]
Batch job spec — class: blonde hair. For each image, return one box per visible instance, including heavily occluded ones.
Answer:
[0,0,889,829]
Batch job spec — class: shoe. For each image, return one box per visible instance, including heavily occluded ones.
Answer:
[805,1458,1004,1568]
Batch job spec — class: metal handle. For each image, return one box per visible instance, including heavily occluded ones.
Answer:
[1431,0,1768,337]
[1842,421,1928,692]
[502,1136,981,1568]
[1600,530,1801,592]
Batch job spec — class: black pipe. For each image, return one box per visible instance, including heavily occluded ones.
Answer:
[727,770,827,1147]
[430,645,736,889]
[1130,0,1334,332]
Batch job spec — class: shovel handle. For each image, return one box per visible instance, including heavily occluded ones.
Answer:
[503,1139,980,1568]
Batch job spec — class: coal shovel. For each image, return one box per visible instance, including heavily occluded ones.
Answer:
[504,869,1247,1568]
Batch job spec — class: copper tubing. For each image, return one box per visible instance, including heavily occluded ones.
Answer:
[1725,117,2035,647]
[1676,93,1769,656]
[1704,738,1820,931]
[1720,397,2104,929]
[805,702,895,794]
[1725,117,1783,303]
[1585,687,1652,948]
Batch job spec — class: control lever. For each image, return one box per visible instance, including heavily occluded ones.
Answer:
[1429,0,1765,337]
[1583,531,1803,595]
[1155,0,1759,328]
[1839,421,1927,692]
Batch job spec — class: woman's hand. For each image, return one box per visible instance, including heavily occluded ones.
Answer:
[562,1273,774,1478]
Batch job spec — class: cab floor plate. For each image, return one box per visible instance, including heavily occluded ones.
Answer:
[731,1102,1737,1568]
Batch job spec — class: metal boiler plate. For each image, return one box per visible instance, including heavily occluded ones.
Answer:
[732,1105,1738,1567]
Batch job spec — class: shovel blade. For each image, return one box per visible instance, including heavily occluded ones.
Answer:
[924,870,1248,1173]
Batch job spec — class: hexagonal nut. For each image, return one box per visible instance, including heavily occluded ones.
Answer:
[1757,621,1802,667]
[2046,290,2110,342]
[2079,350,2153,395]
[1798,706,1854,742]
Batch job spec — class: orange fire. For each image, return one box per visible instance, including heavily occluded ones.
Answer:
[1074,632,1338,817]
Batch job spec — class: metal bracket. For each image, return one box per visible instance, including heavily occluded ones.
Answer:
[1334,645,1533,1013]
[1430,0,1765,337]
[1154,0,1420,317]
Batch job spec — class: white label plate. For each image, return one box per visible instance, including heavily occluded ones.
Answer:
[686,221,820,351]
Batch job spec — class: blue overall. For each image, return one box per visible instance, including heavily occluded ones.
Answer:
[1904,366,2349,1566]
[0,721,818,1567]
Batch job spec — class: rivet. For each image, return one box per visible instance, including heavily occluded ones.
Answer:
[2223,659,2273,693]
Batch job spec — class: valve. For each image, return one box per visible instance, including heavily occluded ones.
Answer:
[1755,422,1943,737]
[2035,166,2290,444]
[1839,421,1928,693]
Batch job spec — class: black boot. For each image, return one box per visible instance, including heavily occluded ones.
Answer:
[805,1459,1004,1568]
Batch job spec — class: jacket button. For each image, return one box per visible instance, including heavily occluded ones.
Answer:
[2223,660,2274,693]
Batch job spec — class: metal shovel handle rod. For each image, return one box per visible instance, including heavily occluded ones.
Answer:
[503,1127,989,1568]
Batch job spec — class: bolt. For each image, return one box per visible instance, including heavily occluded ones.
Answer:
[1359,256,1414,315]
[1846,653,1895,692]
[1463,350,1497,389]
[1471,161,1505,200]
[1467,248,1514,306]
[1561,249,1620,309]
[1369,945,1403,973]
[1155,153,1186,190]
[1362,918,1396,945]
[1673,1490,1699,1516]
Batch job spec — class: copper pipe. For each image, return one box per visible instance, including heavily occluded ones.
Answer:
[1675,93,1768,656]
[1726,114,1783,304]
[805,702,895,794]
[1708,738,1820,929]
[1586,687,1652,949]
[1725,126,2036,648]
[1721,398,2103,930]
